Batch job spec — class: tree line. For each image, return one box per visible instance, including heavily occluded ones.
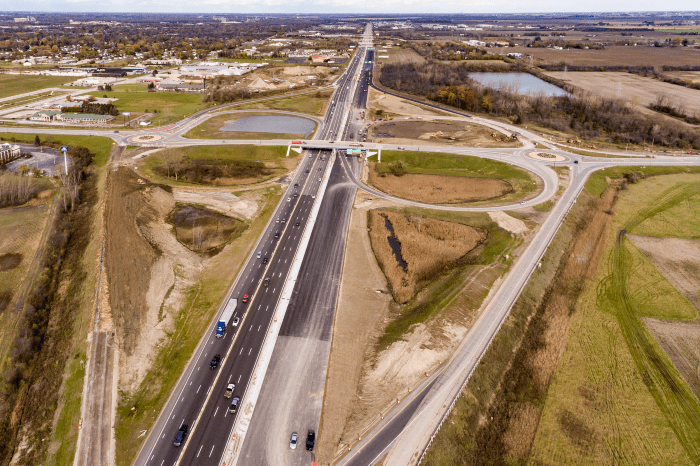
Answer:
[379,61,700,149]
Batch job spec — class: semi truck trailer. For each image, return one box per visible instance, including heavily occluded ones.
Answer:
[216,298,237,338]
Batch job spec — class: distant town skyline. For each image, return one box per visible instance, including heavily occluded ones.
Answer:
[1,0,698,14]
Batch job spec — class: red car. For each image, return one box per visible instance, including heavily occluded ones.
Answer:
[242,294,249,303]
[689,151,697,155]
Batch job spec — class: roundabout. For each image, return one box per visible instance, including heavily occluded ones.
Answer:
[129,134,164,144]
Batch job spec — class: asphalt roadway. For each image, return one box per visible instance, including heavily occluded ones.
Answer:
[234,42,372,466]
[133,39,370,466]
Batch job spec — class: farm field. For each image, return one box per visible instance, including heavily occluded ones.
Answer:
[182,112,313,140]
[376,47,426,64]
[87,91,213,126]
[0,74,75,99]
[545,71,700,116]
[139,145,292,186]
[508,45,700,67]
[367,150,539,205]
[531,173,700,465]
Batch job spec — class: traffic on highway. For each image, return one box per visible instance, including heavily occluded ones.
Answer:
[135,28,372,466]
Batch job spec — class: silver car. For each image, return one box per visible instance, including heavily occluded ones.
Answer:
[290,432,298,450]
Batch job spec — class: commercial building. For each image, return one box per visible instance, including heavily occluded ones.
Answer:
[55,113,113,124]
[0,143,21,164]
[29,110,62,122]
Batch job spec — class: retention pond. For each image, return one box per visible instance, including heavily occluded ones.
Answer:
[469,72,567,97]
[219,115,316,137]
[383,216,408,272]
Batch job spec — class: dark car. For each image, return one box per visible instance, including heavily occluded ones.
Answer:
[294,192,298,198]
[210,354,221,369]
[274,231,280,239]
[305,169,309,173]
[574,160,579,164]
[306,430,315,451]
[295,222,300,227]
[229,397,240,413]
[294,183,298,188]
[262,257,268,264]
[174,424,188,447]
[263,277,270,287]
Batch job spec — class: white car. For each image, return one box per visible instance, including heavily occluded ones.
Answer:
[232,317,240,327]
[290,432,298,450]
[318,178,322,182]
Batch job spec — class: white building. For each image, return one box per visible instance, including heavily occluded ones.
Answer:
[0,143,21,164]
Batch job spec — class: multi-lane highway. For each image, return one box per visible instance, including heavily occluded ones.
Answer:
[3,21,699,466]
[133,25,372,466]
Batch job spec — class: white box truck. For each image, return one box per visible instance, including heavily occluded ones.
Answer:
[216,298,237,338]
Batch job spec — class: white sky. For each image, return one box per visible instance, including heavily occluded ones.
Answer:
[0,0,695,14]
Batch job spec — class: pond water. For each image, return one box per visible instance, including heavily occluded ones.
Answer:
[219,115,316,137]
[469,72,567,97]
[383,216,408,272]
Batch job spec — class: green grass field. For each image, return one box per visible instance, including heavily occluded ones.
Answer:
[182,112,316,140]
[532,174,700,465]
[112,83,149,92]
[87,91,213,126]
[585,165,700,197]
[0,75,75,99]
[0,132,115,167]
[237,90,331,116]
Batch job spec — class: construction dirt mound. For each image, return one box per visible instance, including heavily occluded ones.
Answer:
[105,168,203,392]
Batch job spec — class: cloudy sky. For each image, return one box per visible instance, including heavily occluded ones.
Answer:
[0,0,692,13]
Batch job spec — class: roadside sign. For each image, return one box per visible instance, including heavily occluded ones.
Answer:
[60,146,68,152]
[123,112,131,116]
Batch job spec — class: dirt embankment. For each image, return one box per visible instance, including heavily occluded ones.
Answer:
[368,170,512,205]
[105,168,203,393]
[369,209,484,303]
[370,119,520,148]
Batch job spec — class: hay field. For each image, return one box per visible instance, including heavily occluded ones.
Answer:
[508,45,700,67]
[0,202,53,370]
[545,71,700,116]
[531,174,700,465]
[665,71,700,84]
[368,210,484,303]
[377,47,426,65]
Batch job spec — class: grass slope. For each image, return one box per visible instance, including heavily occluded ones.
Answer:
[0,75,75,99]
